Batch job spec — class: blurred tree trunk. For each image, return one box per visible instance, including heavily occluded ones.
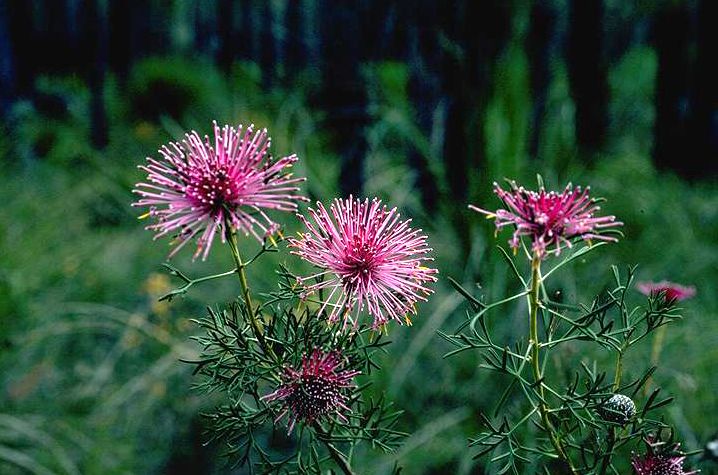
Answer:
[688,0,718,176]
[285,0,305,78]
[236,0,253,60]
[407,0,441,213]
[366,0,403,60]
[273,0,287,81]
[216,0,235,74]
[318,1,369,196]
[567,0,608,154]
[527,1,557,159]
[86,0,108,148]
[260,0,275,87]
[5,0,35,97]
[108,0,133,81]
[303,0,321,70]
[0,0,15,116]
[194,3,218,58]
[439,1,471,203]
[43,0,73,73]
[440,0,510,199]
[652,3,690,174]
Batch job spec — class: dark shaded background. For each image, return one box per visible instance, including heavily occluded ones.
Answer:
[1,0,716,183]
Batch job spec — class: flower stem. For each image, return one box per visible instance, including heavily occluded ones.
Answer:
[313,423,355,475]
[326,441,355,475]
[225,224,277,362]
[529,256,576,474]
[602,344,627,474]
[613,348,624,392]
[644,325,667,396]
[598,428,616,475]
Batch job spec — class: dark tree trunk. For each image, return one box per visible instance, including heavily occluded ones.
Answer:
[439,1,471,202]
[687,0,718,176]
[5,0,35,97]
[0,0,15,115]
[194,3,218,58]
[216,0,235,74]
[108,0,133,80]
[366,0,403,61]
[86,0,108,149]
[527,1,557,159]
[285,0,306,77]
[318,1,369,196]
[567,0,608,153]
[259,0,275,87]
[652,4,690,173]
[43,0,73,74]
[235,0,252,60]
[440,0,510,201]
[407,0,441,212]
[302,0,321,69]
[273,0,287,81]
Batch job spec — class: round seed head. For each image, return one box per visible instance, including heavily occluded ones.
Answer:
[598,394,636,425]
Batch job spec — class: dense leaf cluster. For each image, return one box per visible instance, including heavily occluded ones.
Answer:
[185,274,405,473]
[443,246,696,474]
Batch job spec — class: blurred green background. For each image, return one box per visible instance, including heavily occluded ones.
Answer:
[0,0,716,474]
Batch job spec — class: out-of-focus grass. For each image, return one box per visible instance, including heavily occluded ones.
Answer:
[1,50,716,475]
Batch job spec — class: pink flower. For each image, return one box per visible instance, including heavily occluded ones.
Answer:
[636,281,696,302]
[470,181,622,258]
[133,122,306,260]
[262,349,360,434]
[632,443,699,475]
[289,197,438,329]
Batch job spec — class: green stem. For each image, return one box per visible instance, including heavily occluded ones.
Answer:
[529,256,577,474]
[225,225,277,362]
[601,333,628,474]
[160,267,238,301]
[598,428,616,475]
[613,348,624,392]
[644,325,667,396]
[326,441,355,475]
[313,423,355,475]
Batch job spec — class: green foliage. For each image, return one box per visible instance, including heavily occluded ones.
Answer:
[485,44,531,183]
[1,42,716,475]
[8,76,95,165]
[191,298,404,472]
[128,57,226,122]
[444,260,690,473]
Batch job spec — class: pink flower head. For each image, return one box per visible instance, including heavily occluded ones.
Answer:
[133,122,307,260]
[262,349,360,434]
[289,197,438,329]
[636,281,696,302]
[469,181,622,258]
[632,442,699,475]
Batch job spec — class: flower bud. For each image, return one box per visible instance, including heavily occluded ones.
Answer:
[598,394,636,425]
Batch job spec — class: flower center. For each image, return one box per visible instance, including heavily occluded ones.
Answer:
[290,375,341,419]
[530,195,567,235]
[184,165,242,214]
[340,236,378,288]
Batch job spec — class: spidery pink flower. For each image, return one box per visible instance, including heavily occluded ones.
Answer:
[632,442,699,475]
[636,281,696,302]
[470,181,622,258]
[262,349,359,434]
[289,197,438,329]
[133,122,307,260]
